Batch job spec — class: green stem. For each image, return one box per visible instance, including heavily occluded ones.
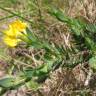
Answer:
[0,7,33,24]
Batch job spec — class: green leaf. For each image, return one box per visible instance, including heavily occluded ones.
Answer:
[26,28,37,42]
[33,64,49,76]
[49,7,86,36]
[0,76,26,89]
[0,77,15,88]
[26,28,44,49]
[86,24,96,33]
[49,7,70,23]
[89,56,96,70]
[29,41,43,49]
[24,64,49,78]
[26,80,39,90]
[23,65,49,83]
[85,37,95,49]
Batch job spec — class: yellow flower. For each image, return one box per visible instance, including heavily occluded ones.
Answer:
[4,20,27,37]
[10,20,27,32]
[3,25,19,37]
[3,20,27,47]
[3,36,21,47]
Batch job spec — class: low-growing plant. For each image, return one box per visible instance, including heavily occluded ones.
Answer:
[0,7,96,95]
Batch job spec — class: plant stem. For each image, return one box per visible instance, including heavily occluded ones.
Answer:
[0,7,33,24]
